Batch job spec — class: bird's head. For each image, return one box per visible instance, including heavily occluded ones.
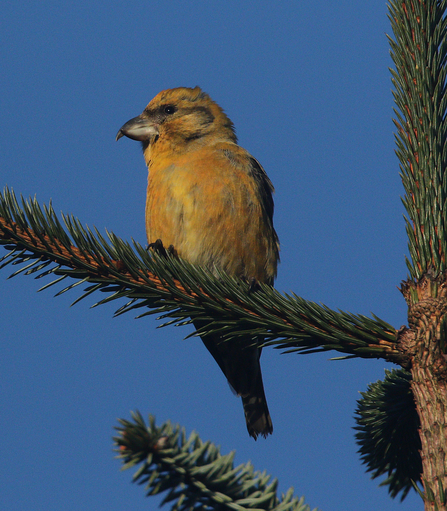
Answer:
[116,87,237,154]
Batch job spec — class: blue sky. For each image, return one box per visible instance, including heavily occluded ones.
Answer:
[1,2,421,510]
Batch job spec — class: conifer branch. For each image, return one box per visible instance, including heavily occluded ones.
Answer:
[0,187,403,362]
[388,0,447,279]
[355,368,422,501]
[114,412,316,511]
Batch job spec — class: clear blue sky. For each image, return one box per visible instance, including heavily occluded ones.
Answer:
[1,2,421,510]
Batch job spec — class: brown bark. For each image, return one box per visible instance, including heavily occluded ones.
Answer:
[400,274,447,509]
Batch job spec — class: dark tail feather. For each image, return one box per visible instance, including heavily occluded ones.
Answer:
[242,371,273,440]
[193,320,273,439]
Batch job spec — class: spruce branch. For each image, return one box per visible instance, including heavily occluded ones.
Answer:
[0,186,402,362]
[114,412,316,511]
[354,368,422,501]
[388,0,447,280]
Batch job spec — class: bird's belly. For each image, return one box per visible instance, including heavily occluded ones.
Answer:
[145,166,205,259]
[145,164,276,282]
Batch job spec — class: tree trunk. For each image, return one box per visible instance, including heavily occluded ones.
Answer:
[401,275,447,510]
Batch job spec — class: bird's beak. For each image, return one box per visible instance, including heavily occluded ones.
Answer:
[116,114,159,142]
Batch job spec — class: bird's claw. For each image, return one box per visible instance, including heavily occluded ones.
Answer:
[240,276,261,293]
[148,239,178,259]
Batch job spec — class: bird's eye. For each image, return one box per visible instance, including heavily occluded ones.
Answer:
[164,105,177,115]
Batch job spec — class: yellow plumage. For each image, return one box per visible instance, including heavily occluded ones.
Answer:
[117,86,279,439]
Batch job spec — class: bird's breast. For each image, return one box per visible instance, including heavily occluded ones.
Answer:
[145,146,278,283]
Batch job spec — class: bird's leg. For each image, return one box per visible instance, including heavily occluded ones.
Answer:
[240,275,261,293]
[167,245,178,258]
[148,239,178,259]
[248,277,261,293]
[148,238,167,257]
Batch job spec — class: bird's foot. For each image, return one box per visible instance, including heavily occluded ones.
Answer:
[148,239,178,259]
[240,276,261,293]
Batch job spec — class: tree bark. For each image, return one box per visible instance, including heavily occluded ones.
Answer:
[401,275,447,510]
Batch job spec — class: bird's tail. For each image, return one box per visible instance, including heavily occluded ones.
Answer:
[241,370,273,440]
[194,320,273,439]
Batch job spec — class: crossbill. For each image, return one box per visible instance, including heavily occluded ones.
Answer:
[116,87,279,439]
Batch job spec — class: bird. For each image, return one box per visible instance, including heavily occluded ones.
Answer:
[116,86,279,439]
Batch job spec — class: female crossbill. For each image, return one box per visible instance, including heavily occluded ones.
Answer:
[117,87,279,439]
